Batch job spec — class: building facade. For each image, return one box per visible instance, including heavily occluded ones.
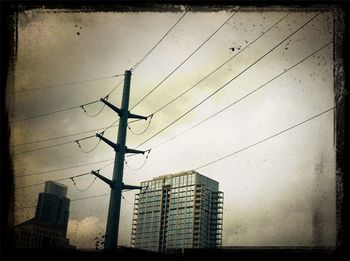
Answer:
[130,171,223,252]
[35,181,70,236]
[14,219,75,249]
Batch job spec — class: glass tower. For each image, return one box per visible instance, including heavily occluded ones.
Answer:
[131,170,223,252]
[35,181,70,236]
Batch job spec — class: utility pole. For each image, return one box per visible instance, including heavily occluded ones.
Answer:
[91,70,147,249]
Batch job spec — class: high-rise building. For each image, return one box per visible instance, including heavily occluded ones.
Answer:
[44,180,68,198]
[14,181,73,249]
[35,181,70,236]
[130,170,223,252]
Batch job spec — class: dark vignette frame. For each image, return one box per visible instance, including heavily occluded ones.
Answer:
[0,0,348,260]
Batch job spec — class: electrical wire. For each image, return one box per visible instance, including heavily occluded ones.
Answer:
[12,10,293,152]
[131,7,190,72]
[9,10,294,147]
[71,176,98,192]
[10,100,99,123]
[130,8,241,110]
[13,74,123,94]
[100,160,115,170]
[121,194,133,205]
[135,12,321,150]
[11,77,124,124]
[12,118,144,148]
[12,12,325,188]
[14,193,112,210]
[127,114,154,135]
[125,150,151,171]
[11,118,145,155]
[13,108,337,207]
[80,102,106,117]
[97,114,148,135]
[13,139,76,156]
[12,124,118,147]
[15,171,91,190]
[150,9,295,116]
[75,136,103,154]
[13,101,335,209]
[16,158,114,178]
[70,160,114,191]
[15,160,114,190]
[13,134,95,156]
[150,41,333,150]
[105,78,124,98]
[70,193,110,202]
[194,106,336,170]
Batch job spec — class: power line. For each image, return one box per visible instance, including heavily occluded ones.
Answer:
[13,135,96,156]
[121,194,133,205]
[11,118,145,155]
[12,9,233,143]
[11,7,188,123]
[13,139,79,156]
[128,114,154,135]
[15,160,113,190]
[12,118,143,148]
[12,8,187,123]
[131,7,190,72]
[75,137,103,154]
[15,171,91,190]
[81,102,106,117]
[135,12,321,149]
[71,176,98,192]
[10,78,124,124]
[12,12,324,181]
[16,158,114,178]
[194,106,335,170]
[13,74,122,94]
[150,41,333,150]
[70,193,110,202]
[10,100,99,123]
[14,193,111,211]
[16,151,136,179]
[12,124,118,147]
[150,9,295,116]
[125,149,152,171]
[13,106,335,208]
[105,78,124,98]
[130,8,241,110]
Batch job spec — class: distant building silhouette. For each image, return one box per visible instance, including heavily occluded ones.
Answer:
[131,171,223,252]
[35,181,70,236]
[14,181,74,249]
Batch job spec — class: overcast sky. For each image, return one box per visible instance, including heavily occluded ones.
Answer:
[10,5,337,249]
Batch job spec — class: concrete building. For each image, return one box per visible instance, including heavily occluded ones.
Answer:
[35,181,70,236]
[130,170,223,252]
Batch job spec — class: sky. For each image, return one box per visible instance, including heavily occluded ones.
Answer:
[9,5,338,249]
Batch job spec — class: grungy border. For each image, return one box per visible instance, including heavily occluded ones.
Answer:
[1,1,348,260]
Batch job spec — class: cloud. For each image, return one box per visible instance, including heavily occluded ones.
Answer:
[67,216,106,249]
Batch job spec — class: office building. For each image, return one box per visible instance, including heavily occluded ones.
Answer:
[14,181,73,249]
[130,170,223,252]
[35,181,70,236]
[14,219,75,249]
